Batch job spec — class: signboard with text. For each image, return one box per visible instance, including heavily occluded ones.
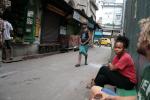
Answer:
[73,11,87,23]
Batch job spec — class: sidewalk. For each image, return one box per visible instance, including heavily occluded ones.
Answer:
[1,46,95,63]
[2,51,61,63]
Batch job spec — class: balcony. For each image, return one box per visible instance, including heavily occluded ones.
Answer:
[90,0,98,10]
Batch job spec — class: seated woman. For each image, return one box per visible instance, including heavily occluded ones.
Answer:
[93,36,137,90]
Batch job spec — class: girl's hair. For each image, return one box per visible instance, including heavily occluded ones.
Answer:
[139,17,150,44]
[116,35,129,49]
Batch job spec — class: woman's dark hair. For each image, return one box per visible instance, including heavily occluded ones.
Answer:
[116,35,129,48]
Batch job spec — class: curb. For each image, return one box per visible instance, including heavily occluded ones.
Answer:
[23,51,61,60]
[2,51,61,63]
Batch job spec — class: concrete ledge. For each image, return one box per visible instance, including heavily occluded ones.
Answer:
[2,57,23,63]
[23,51,60,60]
[2,51,61,63]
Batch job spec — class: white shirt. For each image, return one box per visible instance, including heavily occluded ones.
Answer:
[3,20,13,40]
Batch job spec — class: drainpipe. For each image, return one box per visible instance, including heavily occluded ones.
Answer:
[121,0,126,36]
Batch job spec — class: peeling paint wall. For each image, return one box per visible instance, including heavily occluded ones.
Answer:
[124,0,150,82]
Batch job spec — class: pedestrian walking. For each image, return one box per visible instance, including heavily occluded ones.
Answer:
[75,23,91,67]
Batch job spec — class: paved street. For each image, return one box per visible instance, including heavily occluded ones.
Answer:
[0,46,111,100]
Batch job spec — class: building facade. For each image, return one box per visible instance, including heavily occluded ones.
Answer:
[96,0,124,31]
[64,0,99,49]
[0,0,98,59]
[65,0,98,21]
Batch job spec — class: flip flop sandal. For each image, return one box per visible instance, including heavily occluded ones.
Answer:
[75,64,80,67]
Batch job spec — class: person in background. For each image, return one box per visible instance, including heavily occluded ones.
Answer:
[0,13,4,47]
[0,13,4,66]
[2,16,13,61]
[89,17,150,100]
[75,23,91,67]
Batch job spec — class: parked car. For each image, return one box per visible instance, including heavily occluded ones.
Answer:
[93,29,103,46]
[99,38,111,47]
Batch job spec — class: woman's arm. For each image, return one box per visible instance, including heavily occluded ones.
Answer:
[108,63,118,71]
[82,31,91,45]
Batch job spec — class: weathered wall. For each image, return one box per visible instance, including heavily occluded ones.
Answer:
[124,0,150,81]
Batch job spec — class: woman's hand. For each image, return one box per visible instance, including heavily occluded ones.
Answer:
[108,63,114,70]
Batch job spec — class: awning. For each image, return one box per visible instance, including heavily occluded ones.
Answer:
[46,0,73,15]
[47,4,66,16]
[73,10,88,23]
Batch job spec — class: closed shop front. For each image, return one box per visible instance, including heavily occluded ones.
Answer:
[41,9,61,43]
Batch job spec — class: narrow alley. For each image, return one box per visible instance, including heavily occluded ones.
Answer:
[0,47,111,100]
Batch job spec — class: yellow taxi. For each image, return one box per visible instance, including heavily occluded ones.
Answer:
[99,38,111,46]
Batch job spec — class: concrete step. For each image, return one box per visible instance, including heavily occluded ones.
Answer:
[2,57,23,63]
